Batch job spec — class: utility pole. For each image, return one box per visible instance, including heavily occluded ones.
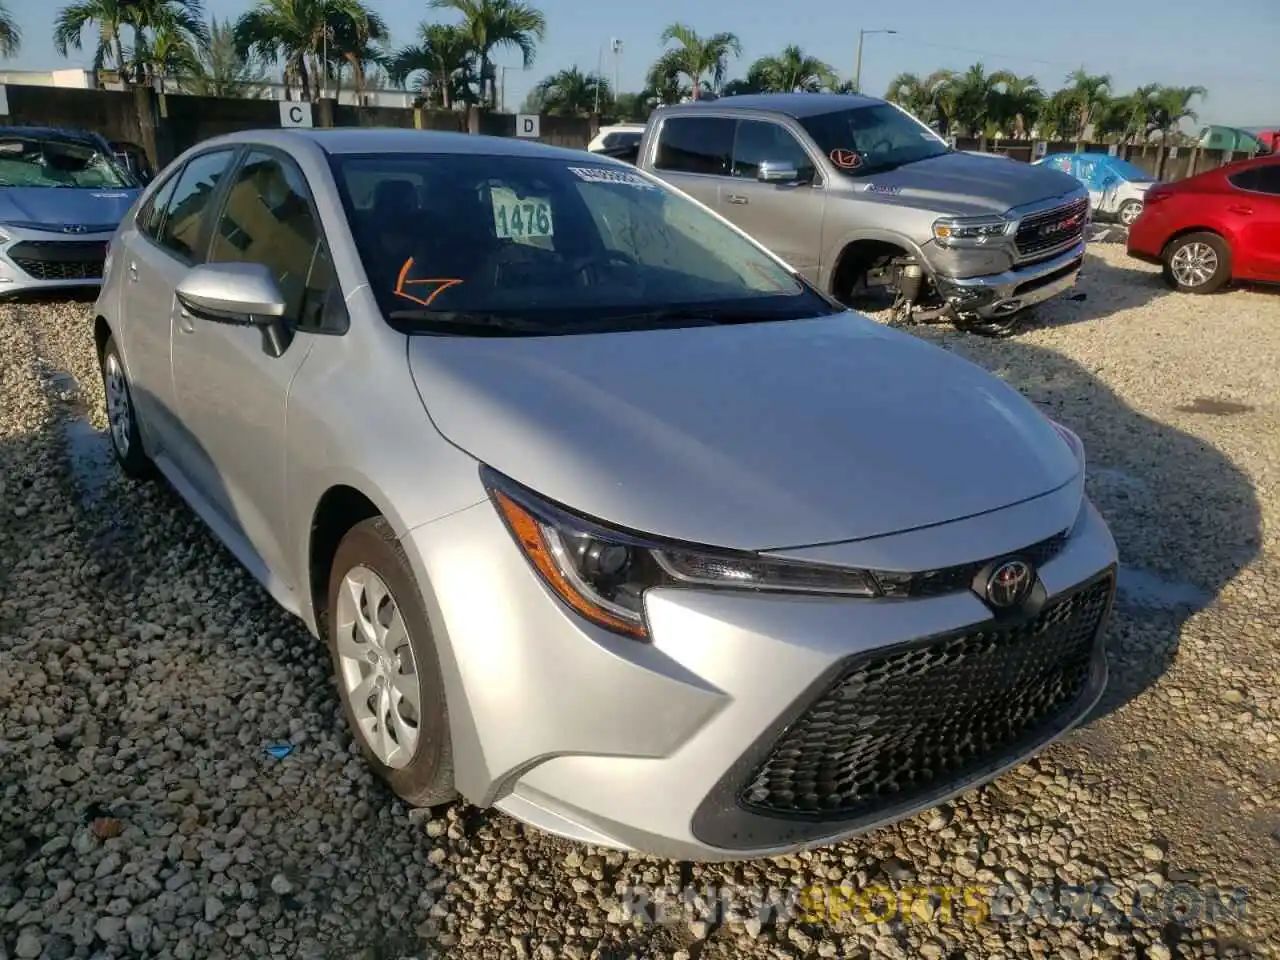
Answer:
[594,43,603,114]
[611,38,623,104]
[853,28,896,94]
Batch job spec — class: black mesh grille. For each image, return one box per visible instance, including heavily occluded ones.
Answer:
[739,574,1112,820]
[1015,197,1089,259]
[12,258,104,281]
[873,531,1067,599]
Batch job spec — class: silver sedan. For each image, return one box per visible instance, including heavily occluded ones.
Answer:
[93,128,1118,861]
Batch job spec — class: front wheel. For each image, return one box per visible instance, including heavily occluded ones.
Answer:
[326,517,456,807]
[1117,199,1143,227]
[1162,232,1231,294]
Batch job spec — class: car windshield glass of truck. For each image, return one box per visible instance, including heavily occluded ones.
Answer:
[330,152,839,336]
[0,136,137,189]
[800,103,951,177]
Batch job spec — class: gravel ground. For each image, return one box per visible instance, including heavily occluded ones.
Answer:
[2,241,1278,960]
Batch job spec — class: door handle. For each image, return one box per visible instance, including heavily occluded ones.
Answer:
[727,194,749,205]
[1227,204,1253,215]
[127,261,138,282]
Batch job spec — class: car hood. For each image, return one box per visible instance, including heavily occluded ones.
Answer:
[0,187,139,232]
[408,313,1080,551]
[847,151,1083,216]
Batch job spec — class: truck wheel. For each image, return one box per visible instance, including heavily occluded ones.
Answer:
[1162,232,1231,294]
[1117,200,1143,226]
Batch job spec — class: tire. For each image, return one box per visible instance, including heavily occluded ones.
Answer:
[1117,199,1143,227]
[325,516,456,807]
[1161,232,1231,294]
[98,334,153,479]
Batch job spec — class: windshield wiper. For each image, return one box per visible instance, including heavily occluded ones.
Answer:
[387,309,555,335]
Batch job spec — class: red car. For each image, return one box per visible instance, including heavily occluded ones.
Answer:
[1127,154,1280,293]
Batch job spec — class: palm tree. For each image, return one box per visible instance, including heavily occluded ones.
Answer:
[1040,88,1082,140]
[947,63,1016,138]
[884,69,953,128]
[326,9,387,102]
[428,0,546,109]
[234,0,383,102]
[180,16,270,97]
[54,0,131,77]
[387,22,474,109]
[1063,69,1111,139]
[655,23,740,100]
[131,22,200,90]
[1150,84,1206,141]
[995,75,1043,139]
[747,45,836,93]
[533,66,609,116]
[0,1,21,57]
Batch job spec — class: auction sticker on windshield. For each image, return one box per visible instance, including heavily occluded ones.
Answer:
[491,186,554,241]
[567,166,657,190]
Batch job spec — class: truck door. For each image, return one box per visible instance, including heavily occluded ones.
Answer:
[647,115,734,213]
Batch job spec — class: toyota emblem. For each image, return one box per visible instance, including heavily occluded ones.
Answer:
[986,559,1035,608]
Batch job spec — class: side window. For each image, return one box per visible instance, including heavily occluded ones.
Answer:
[208,151,331,327]
[732,121,815,180]
[136,171,179,241]
[654,116,735,176]
[1230,165,1280,195]
[157,149,235,261]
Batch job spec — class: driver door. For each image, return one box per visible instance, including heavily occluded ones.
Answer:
[722,119,826,283]
[168,148,335,591]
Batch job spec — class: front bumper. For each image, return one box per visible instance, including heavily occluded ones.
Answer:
[402,484,1118,861]
[934,242,1085,320]
[0,226,113,296]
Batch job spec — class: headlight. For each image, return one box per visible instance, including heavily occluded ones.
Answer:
[932,215,1010,247]
[483,468,878,640]
[1043,415,1087,535]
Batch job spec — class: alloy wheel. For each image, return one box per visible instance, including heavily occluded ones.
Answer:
[334,564,422,768]
[1170,241,1219,288]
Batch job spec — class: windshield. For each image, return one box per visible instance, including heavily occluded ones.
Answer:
[330,153,837,335]
[799,103,951,177]
[1108,158,1156,183]
[0,135,137,189]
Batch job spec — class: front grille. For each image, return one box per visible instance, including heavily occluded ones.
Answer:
[1015,197,1089,259]
[873,531,1067,599]
[739,573,1113,820]
[12,258,104,281]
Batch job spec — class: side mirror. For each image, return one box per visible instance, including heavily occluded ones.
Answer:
[176,262,286,325]
[757,160,801,183]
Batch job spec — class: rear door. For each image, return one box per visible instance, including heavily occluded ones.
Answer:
[724,118,826,283]
[120,148,237,452]
[648,114,734,212]
[1226,161,1280,280]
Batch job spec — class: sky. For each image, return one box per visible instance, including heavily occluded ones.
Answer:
[3,0,1277,128]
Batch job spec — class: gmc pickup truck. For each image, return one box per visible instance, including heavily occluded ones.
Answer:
[634,93,1090,335]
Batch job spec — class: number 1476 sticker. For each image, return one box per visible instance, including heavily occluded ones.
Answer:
[491,187,553,240]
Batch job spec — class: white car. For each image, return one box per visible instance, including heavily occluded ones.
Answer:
[1035,153,1159,227]
[586,123,646,156]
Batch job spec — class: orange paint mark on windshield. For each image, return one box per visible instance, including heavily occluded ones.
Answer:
[829,149,862,169]
[394,257,464,307]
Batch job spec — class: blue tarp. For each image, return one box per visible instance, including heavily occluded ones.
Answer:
[1037,152,1156,189]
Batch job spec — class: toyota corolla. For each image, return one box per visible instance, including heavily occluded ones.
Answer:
[93,129,1117,861]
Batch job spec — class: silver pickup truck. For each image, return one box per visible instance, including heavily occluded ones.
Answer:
[635,93,1090,335]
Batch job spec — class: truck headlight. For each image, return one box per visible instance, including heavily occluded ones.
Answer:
[932,216,1010,247]
[483,467,879,639]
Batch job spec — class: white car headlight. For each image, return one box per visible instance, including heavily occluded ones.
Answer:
[484,468,879,639]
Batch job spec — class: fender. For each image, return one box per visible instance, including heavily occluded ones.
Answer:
[821,228,932,295]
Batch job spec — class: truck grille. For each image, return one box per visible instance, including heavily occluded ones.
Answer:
[1015,197,1089,260]
[739,573,1113,820]
[872,530,1067,599]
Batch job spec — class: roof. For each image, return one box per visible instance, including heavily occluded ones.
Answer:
[670,92,881,118]
[198,127,607,163]
[0,126,111,149]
